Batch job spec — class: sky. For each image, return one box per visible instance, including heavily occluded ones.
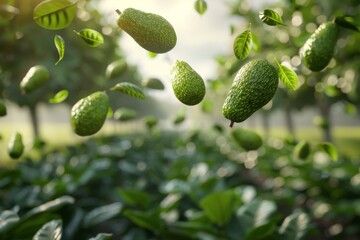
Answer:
[100,0,237,84]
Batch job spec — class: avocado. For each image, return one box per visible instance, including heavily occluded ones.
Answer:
[222,60,278,127]
[231,127,263,151]
[117,8,177,53]
[71,91,109,136]
[8,132,24,159]
[300,21,339,72]
[170,60,206,106]
[20,65,50,93]
[293,140,311,160]
[105,59,127,79]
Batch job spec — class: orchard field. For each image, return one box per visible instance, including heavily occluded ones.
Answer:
[1,0,360,240]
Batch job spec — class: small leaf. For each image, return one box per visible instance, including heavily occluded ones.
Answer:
[344,102,357,115]
[123,209,164,231]
[259,9,285,26]
[33,0,77,30]
[33,219,62,240]
[233,29,252,60]
[54,35,65,65]
[317,142,338,161]
[279,210,310,240]
[148,51,157,58]
[118,189,151,208]
[110,82,145,99]
[82,202,122,228]
[89,233,113,240]
[49,90,68,104]
[106,106,113,118]
[194,0,207,15]
[199,190,237,226]
[0,210,20,234]
[335,16,359,32]
[74,29,104,47]
[275,59,298,90]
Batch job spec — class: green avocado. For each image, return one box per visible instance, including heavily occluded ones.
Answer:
[293,140,311,160]
[170,60,206,106]
[117,8,177,53]
[71,91,109,136]
[20,65,50,93]
[8,132,24,159]
[300,21,339,72]
[222,60,278,127]
[231,127,263,151]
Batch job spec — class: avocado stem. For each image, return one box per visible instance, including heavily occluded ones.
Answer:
[115,9,121,15]
[229,121,234,128]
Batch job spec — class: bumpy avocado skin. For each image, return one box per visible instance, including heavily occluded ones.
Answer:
[117,8,177,53]
[300,22,339,72]
[222,60,278,123]
[71,91,109,136]
[171,61,206,106]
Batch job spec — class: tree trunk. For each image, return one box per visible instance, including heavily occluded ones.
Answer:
[318,100,332,142]
[29,105,40,139]
[261,111,270,137]
[285,106,296,138]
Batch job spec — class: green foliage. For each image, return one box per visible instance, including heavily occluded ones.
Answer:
[49,90,69,104]
[259,9,285,26]
[33,0,77,30]
[194,0,207,15]
[74,29,104,47]
[33,219,62,240]
[233,29,252,60]
[110,82,145,99]
[275,59,298,90]
[54,35,65,65]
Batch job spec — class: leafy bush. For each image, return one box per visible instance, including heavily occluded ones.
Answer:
[1,128,359,239]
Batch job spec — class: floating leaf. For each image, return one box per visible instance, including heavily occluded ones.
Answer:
[259,9,285,26]
[317,142,338,161]
[74,29,104,47]
[279,210,310,240]
[335,15,359,32]
[33,0,77,30]
[49,90,68,104]
[54,35,65,65]
[275,59,298,90]
[148,51,157,58]
[194,0,207,15]
[110,82,145,99]
[233,29,252,60]
[33,219,62,240]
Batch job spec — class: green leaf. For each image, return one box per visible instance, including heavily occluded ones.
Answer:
[118,188,151,208]
[0,210,20,234]
[259,9,285,26]
[246,222,276,240]
[54,35,65,65]
[33,0,77,30]
[237,200,276,229]
[21,196,75,222]
[110,82,145,99]
[233,29,252,60]
[106,106,113,118]
[82,202,123,228]
[123,209,164,232]
[194,0,207,15]
[32,219,62,240]
[89,233,113,240]
[275,59,298,90]
[335,15,359,32]
[49,90,68,104]
[74,29,104,47]
[317,142,338,161]
[199,190,237,226]
[148,51,157,58]
[251,33,261,52]
[279,210,310,240]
